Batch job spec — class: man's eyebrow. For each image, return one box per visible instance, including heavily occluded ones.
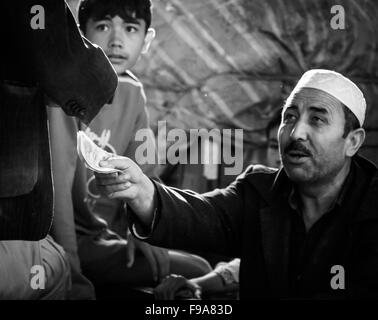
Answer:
[309,106,329,114]
[284,105,298,112]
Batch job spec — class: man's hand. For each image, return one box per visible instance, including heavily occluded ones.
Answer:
[94,157,156,226]
[126,232,170,283]
[154,274,202,300]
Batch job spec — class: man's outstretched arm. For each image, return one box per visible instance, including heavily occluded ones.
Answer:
[94,157,247,256]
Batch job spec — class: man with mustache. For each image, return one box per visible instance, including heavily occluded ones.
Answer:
[95,69,378,299]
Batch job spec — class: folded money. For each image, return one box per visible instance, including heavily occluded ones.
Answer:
[77,131,122,173]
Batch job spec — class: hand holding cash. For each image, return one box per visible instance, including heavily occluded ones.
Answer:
[77,131,122,173]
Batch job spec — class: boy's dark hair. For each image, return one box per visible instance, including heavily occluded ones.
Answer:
[342,105,360,138]
[79,0,152,33]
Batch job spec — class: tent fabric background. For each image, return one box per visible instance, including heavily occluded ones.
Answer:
[132,0,378,187]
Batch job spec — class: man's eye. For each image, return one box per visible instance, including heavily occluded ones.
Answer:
[311,116,325,124]
[95,24,109,32]
[283,114,296,123]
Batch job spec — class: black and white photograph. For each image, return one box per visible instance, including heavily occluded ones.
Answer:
[1,0,377,308]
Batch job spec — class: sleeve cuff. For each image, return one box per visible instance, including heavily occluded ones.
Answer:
[127,178,161,240]
[130,207,158,240]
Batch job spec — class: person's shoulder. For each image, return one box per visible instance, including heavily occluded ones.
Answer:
[241,164,278,178]
[350,155,378,222]
[117,70,146,101]
[234,164,278,191]
[118,70,143,89]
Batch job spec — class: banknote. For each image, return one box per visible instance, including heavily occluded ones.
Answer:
[77,131,121,173]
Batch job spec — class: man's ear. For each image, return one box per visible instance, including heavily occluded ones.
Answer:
[346,128,366,157]
[142,28,156,54]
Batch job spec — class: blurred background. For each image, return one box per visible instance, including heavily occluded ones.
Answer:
[132,0,378,192]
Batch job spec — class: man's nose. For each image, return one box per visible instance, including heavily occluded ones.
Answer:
[290,119,308,141]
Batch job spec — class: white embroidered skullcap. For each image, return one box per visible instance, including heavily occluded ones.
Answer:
[286,69,366,126]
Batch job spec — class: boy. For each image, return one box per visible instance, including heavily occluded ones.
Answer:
[48,0,211,299]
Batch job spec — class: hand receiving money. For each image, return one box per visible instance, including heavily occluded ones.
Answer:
[77,130,122,174]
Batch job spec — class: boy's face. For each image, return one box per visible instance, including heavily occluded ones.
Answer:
[85,15,154,74]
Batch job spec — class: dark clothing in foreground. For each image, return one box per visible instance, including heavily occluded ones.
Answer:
[130,155,378,299]
[0,0,117,240]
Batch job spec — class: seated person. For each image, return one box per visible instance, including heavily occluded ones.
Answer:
[95,70,378,299]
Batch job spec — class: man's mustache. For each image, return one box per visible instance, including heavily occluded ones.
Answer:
[284,140,312,157]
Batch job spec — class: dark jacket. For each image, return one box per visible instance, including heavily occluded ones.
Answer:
[0,0,117,240]
[132,155,378,299]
